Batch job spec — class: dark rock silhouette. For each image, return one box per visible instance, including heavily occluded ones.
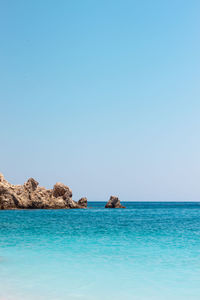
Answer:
[0,173,87,210]
[105,196,125,208]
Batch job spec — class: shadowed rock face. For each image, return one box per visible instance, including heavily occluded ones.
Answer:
[0,173,87,210]
[105,196,125,208]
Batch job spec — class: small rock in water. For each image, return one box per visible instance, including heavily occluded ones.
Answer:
[105,196,125,208]
[78,197,87,208]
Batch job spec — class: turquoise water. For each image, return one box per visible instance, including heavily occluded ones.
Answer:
[0,202,200,300]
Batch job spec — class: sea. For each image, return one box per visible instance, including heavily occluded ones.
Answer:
[0,202,200,300]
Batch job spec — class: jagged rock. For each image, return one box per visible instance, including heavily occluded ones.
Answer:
[105,196,125,208]
[65,198,80,209]
[78,197,87,208]
[0,185,22,209]
[0,173,86,210]
[24,178,39,192]
[52,182,72,198]
[0,173,5,183]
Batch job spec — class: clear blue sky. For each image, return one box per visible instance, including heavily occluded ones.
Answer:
[1,0,200,201]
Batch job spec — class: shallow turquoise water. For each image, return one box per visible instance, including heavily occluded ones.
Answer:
[0,202,200,300]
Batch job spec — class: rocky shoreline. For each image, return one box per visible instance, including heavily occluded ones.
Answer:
[0,173,125,210]
[0,173,87,209]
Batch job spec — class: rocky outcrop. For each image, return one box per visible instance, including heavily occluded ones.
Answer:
[105,196,125,208]
[0,173,87,210]
[78,197,87,208]
[52,182,72,199]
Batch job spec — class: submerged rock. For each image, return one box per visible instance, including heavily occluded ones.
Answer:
[105,196,125,208]
[0,173,87,210]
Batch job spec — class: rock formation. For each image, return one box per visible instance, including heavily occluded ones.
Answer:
[0,173,87,210]
[78,197,87,208]
[105,196,125,208]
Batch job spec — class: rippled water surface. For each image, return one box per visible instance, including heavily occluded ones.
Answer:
[0,202,200,300]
